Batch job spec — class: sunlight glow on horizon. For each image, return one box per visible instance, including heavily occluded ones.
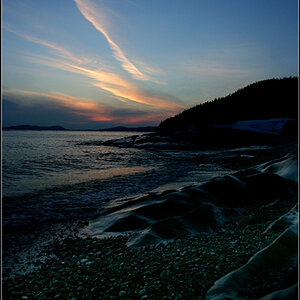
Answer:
[23,40,186,111]
[2,0,298,129]
[3,88,175,125]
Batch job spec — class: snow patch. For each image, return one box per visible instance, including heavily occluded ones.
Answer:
[213,118,294,135]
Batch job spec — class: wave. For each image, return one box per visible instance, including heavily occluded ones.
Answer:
[2,160,197,229]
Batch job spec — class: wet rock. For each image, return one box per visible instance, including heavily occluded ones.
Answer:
[119,290,126,297]
[206,222,298,300]
[140,288,147,295]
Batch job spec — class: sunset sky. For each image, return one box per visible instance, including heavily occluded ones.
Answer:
[2,0,298,129]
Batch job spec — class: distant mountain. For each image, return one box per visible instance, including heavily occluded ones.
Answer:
[3,125,68,131]
[98,126,157,132]
[158,77,298,135]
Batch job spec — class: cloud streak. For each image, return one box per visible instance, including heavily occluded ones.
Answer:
[27,51,185,112]
[5,19,185,125]
[4,25,83,64]
[74,0,153,81]
[7,25,182,113]
[3,88,112,121]
[3,88,172,125]
[66,64,183,111]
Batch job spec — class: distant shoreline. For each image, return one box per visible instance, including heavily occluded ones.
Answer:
[2,143,298,299]
[2,125,68,131]
[2,125,157,132]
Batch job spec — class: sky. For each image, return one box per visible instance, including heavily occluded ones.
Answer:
[2,0,298,129]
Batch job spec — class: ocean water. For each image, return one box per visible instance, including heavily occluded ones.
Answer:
[2,130,199,229]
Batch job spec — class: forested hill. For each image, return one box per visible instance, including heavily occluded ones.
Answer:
[158,77,298,135]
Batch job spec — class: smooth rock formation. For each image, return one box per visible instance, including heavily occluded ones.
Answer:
[87,153,297,248]
[213,118,295,136]
[258,153,298,182]
[99,134,198,150]
[205,219,298,300]
[258,283,298,300]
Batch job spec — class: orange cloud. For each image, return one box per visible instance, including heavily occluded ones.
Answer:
[6,24,185,122]
[66,63,183,110]
[27,54,186,112]
[3,88,111,121]
[92,81,184,112]
[3,88,175,125]
[120,112,174,124]
[74,112,113,122]
[72,64,185,111]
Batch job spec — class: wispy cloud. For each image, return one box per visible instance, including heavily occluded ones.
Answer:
[27,52,185,112]
[133,59,165,76]
[2,88,112,120]
[6,24,181,113]
[74,0,159,82]
[5,19,184,124]
[4,25,83,64]
[65,64,183,111]
[3,88,173,125]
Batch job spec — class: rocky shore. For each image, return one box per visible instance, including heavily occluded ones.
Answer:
[3,201,297,299]
[2,144,298,300]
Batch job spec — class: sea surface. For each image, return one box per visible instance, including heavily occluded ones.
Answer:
[2,130,200,229]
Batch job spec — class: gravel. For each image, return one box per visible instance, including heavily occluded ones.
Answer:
[3,143,297,299]
[2,198,296,300]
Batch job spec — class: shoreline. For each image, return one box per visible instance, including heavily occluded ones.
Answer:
[3,198,297,299]
[2,141,298,299]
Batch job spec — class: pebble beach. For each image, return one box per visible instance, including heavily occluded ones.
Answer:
[2,142,298,300]
[3,201,296,300]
